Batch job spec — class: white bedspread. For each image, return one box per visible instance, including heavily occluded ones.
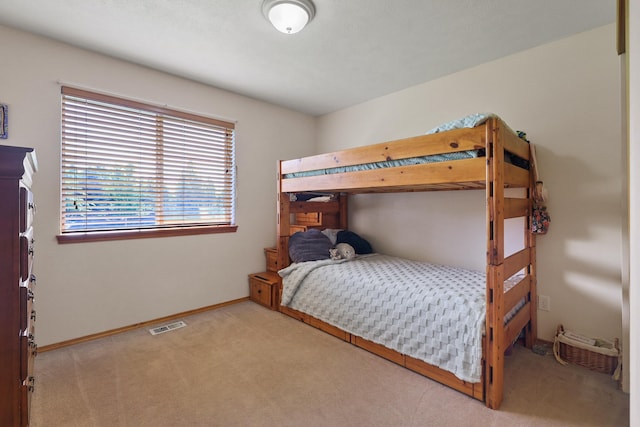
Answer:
[279,254,486,383]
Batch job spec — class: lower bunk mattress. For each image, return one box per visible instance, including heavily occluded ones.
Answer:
[279,254,490,383]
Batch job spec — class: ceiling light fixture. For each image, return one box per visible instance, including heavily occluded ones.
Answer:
[262,0,316,34]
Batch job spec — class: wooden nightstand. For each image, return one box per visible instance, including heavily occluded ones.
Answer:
[248,271,280,310]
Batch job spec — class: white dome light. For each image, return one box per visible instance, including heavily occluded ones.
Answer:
[262,0,316,34]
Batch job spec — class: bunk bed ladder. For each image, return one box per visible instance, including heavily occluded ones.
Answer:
[276,164,349,307]
[486,118,506,409]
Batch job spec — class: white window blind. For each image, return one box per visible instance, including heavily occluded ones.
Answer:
[60,86,236,235]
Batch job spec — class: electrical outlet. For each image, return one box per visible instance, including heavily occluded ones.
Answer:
[538,295,551,312]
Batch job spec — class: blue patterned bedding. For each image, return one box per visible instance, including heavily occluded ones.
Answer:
[284,113,497,179]
[279,254,487,382]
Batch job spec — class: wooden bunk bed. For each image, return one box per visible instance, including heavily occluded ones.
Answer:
[274,116,537,410]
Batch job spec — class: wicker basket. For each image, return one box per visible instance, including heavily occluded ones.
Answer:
[554,325,619,375]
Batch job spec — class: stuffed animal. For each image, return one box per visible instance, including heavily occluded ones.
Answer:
[330,243,356,260]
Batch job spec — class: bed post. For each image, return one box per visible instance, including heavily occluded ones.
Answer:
[277,193,291,269]
[276,161,291,288]
[338,193,348,229]
[525,165,538,348]
[485,118,506,409]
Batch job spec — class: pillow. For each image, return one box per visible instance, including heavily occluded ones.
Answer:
[321,228,343,245]
[288,229,333,263]
[336,230,373,254]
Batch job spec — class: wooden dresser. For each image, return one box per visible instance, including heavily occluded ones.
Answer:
[0,146,38,427]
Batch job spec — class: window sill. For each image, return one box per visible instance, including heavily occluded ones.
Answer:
[56,225,238,244]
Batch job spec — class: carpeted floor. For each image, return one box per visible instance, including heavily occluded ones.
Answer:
[31,301,629,426]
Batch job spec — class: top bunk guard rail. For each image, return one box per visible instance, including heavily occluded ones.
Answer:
[279,119,531,194]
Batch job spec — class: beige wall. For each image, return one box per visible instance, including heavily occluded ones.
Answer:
[317,24,623,343]
[0,25,316,346]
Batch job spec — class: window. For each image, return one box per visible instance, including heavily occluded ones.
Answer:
[58,86,236,243]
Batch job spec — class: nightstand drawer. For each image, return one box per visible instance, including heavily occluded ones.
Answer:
[248,272,280,310]
[289,224,307,235]
[264,247,278,272]
[295,212,321,225]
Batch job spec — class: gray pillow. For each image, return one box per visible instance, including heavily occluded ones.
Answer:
[321,228,342,245]
[288,229,333,263]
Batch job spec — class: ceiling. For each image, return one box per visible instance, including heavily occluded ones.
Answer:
[0,0,615,116]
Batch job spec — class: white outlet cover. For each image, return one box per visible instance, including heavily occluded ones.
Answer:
[538,295,551,311]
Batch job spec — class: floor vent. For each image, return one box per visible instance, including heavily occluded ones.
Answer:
[149,320,187,336]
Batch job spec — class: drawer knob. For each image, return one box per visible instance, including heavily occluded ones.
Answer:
[27,376,35,392]
[27,289,35,301]
[31,310,36,321]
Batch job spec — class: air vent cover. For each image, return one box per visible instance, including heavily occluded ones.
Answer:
[149,320,187,335]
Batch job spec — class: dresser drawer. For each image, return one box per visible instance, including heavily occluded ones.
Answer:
[21,375,34,425]
[20,322,35,381]
[19,187,35,233]
[19,280,36,333]
[20,228,34,282]
[21,348,36,424]
[248,272,279,310]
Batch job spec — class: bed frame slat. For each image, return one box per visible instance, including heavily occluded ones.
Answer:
[504,275,531,316]
[503,301,531,349]
[289,200,341,214]
[351,336,406,365]
[503,129,531,161]
[504,248,531,280]
[504,197,529,219]
[504,163,530,187]
[281,127,487,175]
[406,355,484,400]
[282,158,486,193]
